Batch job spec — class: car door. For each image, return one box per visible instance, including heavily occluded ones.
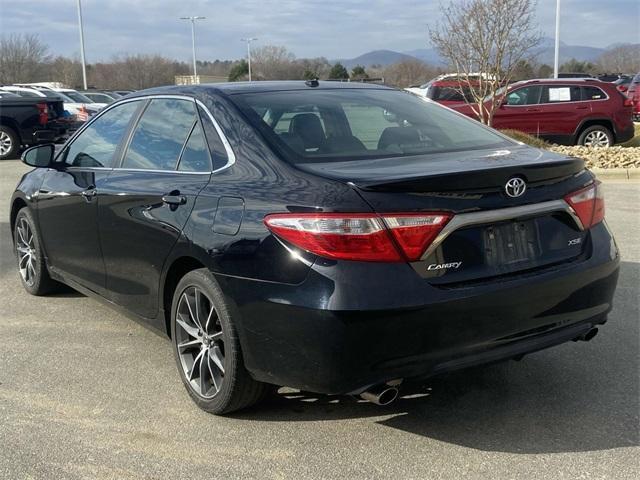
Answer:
[537,84,584,138]
[491,85,543,134]
[97,96,213,319]
[36,100,143,293]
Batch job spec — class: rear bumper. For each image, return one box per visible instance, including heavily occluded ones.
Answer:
[219,222,620,395]
[615,122,636,144]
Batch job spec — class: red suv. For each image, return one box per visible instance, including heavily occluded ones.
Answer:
[451,79,635,147]
[424,79,479,107]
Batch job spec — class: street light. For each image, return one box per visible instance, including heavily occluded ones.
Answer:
[180,16,206,78]
[241,37,258,81]
[76,0,88,90]
[553,0,561,78]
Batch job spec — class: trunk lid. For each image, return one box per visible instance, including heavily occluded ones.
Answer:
[297,145,592,284]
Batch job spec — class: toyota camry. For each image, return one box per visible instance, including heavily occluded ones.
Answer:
[11,81,619,414]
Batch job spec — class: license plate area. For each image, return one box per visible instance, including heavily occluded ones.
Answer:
[484,220,541,267]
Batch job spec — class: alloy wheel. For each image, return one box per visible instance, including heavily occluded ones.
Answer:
[0,131,12,156]
[175,286,225,398]
[15,217,37,286]
[583,130,610,147]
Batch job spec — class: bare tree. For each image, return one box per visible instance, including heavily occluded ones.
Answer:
[252,45,299,80]
[383,59,441,88]
[429,0,540,126]
[91,54,189,89]
[0,33,50,84]
[596,44,640,74]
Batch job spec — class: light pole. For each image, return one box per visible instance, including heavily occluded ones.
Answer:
[76,0,88,90]
[553,0,561,78]
[241,38,258,81]
[180,16,206,78]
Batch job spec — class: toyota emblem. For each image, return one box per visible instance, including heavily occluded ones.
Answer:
[505,177,526,198]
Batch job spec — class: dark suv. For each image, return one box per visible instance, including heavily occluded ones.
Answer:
[452,79,635,147]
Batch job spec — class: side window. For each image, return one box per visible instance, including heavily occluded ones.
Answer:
[542,85,581,103]
[581,87,606,101]
[122,98,196,170]
[63,101,140,168]
[505,86,542,106]
[178,122,211,172]
[197,105,229,170]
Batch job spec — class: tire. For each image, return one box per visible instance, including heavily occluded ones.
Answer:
[0,125,20,160]
[170,268,268,414]
[13,207,58,295]
[577,125,613,147]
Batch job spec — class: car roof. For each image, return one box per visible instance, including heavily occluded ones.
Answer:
[127,80,393,99]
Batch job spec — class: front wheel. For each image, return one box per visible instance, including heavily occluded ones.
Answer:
[14,208,58,295]
[0,126,19,160]
[170,268,268,414]
[577,125,613,147]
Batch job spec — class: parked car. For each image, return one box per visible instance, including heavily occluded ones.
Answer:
[11,82,619,414]
[596,74,629,83]
[451,78,635,147]
[1,85,101,120]
[0,95,67,159]
[613,76,633,94]
[79,91,120,103]
[626,73,640,121]
[414,79,479,106]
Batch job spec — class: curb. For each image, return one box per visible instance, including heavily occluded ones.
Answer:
[590,168,640,180]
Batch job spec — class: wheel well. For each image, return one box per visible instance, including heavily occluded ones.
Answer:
[0,119,22,143]
[10,198,28,239]
[577,120,615,141]
[162,256,205,337]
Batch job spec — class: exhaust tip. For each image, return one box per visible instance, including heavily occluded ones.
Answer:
[583,327,598,342]
[360,386,399,406]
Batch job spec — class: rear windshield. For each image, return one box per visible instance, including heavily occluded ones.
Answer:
[63,91,93,103]
[232,89,512,164]
[428,86,475,102]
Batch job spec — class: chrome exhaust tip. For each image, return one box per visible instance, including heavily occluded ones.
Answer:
[360,385,399,406]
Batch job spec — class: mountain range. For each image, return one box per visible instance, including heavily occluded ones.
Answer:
[336,38,619,69]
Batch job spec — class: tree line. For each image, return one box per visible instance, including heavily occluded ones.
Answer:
[1,29,638,94]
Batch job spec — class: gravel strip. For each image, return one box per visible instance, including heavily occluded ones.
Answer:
[549,146,640,169]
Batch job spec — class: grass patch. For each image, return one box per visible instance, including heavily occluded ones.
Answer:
[620,124,640,148]
[499,129,551,149]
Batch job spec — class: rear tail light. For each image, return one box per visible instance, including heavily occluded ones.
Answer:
[623,98,633,107]
[264,212,452,262]
[36,103,48,125]
[564,181,605,229]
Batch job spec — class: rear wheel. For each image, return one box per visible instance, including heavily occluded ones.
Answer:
[0,126,19,160]
[170,268,268,414]
[14,208,58,295]
[577,125,613,147]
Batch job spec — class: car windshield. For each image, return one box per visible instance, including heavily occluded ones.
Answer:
[38,89,64,99]
[233,88,512,164]
[64,91,93,103]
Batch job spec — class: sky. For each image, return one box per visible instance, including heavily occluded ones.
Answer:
[1,0,638,62]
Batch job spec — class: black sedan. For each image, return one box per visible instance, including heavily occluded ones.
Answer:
[11,81,619,414]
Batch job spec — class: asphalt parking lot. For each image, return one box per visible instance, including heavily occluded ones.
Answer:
[0,160,638,480]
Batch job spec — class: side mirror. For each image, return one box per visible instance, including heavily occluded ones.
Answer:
[21,144,55,168]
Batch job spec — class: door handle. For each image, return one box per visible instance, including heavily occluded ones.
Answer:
[576,106,589,110]
[162,194,187,206]
[81,187,97,200]
[526,108,541,112]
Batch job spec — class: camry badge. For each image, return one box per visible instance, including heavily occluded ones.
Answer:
[505,177,526,198]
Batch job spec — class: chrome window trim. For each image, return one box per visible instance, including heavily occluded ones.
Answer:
[420,199,584,261]
[58,94,236,174]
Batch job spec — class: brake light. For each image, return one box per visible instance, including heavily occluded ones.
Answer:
[264,212,452,262]
[36,103,48,125]
[623,98,633,107]
[564,181,605,229]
